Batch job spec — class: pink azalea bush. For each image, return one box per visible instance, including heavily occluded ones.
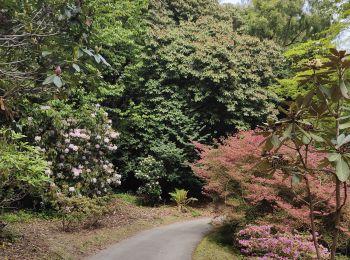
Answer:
[22,100,121,197]
[237,225,330,259]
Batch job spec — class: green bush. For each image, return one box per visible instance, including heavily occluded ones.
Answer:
[0,129,50,208]
[134,156,165,205]
[53,195,110,231]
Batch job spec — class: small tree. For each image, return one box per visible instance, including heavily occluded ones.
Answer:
[259,49,350,259]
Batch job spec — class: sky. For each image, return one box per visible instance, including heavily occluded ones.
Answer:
[219,0,243,4]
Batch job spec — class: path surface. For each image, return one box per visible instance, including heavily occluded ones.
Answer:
[87,218,212,260]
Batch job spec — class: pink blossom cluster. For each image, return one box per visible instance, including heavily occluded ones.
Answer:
[237,225,330,259]
[69,128,90,139]
[26,105,122,196]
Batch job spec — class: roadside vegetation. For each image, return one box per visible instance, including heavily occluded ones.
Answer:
[0,195,207,259]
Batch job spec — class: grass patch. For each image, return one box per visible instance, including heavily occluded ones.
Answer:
[113,193,139,205]
[0,210,58,223]
[189,208,202,217]
[193,227,243,260]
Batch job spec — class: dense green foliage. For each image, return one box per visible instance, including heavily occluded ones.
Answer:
[0,129,49,208]
[2,0,350,258]
[112,0,285,201]
[1,0,349,210]
[243,0,339,46]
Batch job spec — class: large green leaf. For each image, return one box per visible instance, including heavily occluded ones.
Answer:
[282,124,293,139]
[309,132,324,142]
[302,134,311,144]
[336,157,350,182]
[328,153,341,162]
[340,122,350,130]
[271,133,281,148]
[53,76,63,88]
[302,90,314,107]
[340,81,349,99]
[42,75,55,85]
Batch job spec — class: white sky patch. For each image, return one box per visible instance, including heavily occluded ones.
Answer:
[219,0,244,4]
[334,26,350,51]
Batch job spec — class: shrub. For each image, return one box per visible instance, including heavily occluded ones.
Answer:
[53,195,110,231]
[169,189,197,212]
[192,131,333,226]
[21,100,121,197]
[237,224,330,259]
[134,156,165,205]
[0,128,50,208]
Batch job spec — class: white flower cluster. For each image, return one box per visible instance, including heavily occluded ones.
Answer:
[27,104,121,197]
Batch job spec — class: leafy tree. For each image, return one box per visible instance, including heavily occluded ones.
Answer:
[269,0,349,101]
[245,0,340,46]
[145,14,283,133]
[148,0,218,26]
[108,0,285,198]
[0,0,109,121]
[270,38,333,100]
[260,49,350,259]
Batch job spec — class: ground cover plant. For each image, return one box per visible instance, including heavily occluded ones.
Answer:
[237,224,330,259]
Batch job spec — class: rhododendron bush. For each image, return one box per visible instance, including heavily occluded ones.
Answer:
[237,225,330,259]
[21,100,121,197]
[134,156,165,204]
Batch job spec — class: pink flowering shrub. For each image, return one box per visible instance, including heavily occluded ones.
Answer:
[237,225,330,259]
[22,100,121,197]
[192,131,337,225]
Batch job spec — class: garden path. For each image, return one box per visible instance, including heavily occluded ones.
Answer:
[87,218,212,260]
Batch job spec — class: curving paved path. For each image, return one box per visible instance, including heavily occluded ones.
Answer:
[87,218,212,260]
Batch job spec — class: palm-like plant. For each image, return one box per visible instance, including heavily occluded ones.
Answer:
[169,189,198,212]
